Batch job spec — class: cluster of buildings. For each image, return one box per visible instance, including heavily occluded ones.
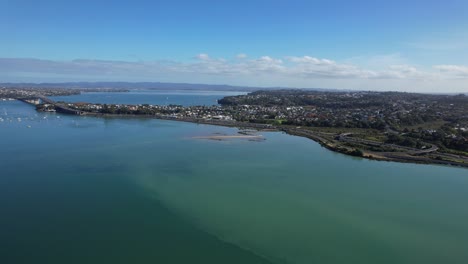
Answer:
[0,87,129,100]
[219,90,468,131]
[67,103,234,121]
[61,91,467,136]
[0,87,82,99]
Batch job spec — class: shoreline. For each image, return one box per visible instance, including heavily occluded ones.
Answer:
[10,91,462,169]
[50,110,468,169]
[283,127,468,168]
[193,135,264,140]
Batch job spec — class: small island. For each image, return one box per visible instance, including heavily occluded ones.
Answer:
[3,87,467,168]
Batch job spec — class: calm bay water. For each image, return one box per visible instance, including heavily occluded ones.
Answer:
[1,92,468,264]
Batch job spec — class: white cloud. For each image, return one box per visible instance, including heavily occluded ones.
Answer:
[286,56,372,79]
[1,55,468,92]
[344,53,409,70]
[373,65,429,79]
[286,56,334,65]
[433,65,468,78]
[247,56,284,73]
[284,56,427,80]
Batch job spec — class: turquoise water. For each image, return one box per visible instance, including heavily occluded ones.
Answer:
[51,90,246,106]
[1,95,468,264]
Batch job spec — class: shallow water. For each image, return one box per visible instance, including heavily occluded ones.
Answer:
[1,95,468,264]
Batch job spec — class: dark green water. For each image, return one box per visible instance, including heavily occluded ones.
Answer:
[1,98,468,264]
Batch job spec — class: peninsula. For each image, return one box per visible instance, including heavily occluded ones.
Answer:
[3,87,467,168]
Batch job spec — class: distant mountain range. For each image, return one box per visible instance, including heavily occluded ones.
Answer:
[0,81,340,92]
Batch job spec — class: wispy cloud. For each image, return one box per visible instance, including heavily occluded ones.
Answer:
[194,53,211,61]
[433,65,468,78]
[406,42,467,51]
[404,31,468,51]
[236,53,248,59]
[344,53,409,70]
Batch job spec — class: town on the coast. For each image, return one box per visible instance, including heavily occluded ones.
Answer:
[1,87,467,167]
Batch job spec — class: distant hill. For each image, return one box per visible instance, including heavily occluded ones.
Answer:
[0,81,339,92]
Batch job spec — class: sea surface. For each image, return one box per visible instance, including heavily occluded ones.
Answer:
[1,91,468,264]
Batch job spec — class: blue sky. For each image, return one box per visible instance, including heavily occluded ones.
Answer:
[2,0,468,92]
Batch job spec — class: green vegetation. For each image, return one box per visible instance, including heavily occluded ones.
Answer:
[349,149,364,157]
[219,90,468,154]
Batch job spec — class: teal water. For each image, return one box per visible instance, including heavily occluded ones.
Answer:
[1,97,468,264]
[51,90,246,106]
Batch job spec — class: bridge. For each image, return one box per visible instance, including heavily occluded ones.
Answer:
[18,95,86,115]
